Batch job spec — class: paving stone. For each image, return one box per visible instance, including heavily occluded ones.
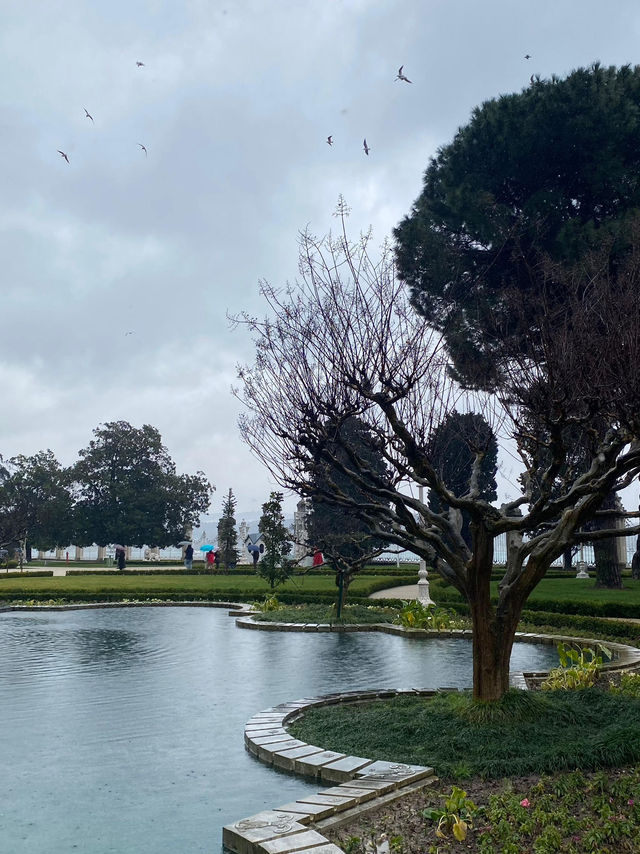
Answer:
[296,793,355,808]
[274,744,323,760]
[317,786,378,803]
[344,777,404,795]
[272,745,324,772]
[357,761,433,787]
[274,800,337,820]
[294,751,346,777]
[257,740,311,761]
[258,829,330,854]
[245,726,287,736]
[317,755,372,782]
[248,734,300,747]
[223,811,305,854]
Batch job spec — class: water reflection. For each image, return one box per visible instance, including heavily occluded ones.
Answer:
[0,607,558,854]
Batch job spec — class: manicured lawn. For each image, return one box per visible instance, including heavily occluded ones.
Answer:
[431,575,640,613]
[525,577,640,605]
[0,572,397,602]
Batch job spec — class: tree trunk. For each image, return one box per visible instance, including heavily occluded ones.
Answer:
[465,523,523,701]
[562,547,572,572]
[336,570,351,618]
[632,535,640,580]
[469,599,520,701]
[592,491,623,589]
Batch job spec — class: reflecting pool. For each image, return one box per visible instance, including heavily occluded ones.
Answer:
[0,607,558,854]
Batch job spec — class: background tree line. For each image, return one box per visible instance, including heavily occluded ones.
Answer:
[0,421,213,558]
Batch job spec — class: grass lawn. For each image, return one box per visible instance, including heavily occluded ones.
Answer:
[429,575,640,612]
[525,577,640,605]
[0,572,397,602]
[288,689,640,779]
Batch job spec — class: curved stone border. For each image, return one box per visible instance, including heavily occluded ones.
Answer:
[236,616,640,687]
[0,600,255,613]
[224,689,439,854]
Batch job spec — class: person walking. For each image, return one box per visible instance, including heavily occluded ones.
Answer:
[206,549,215,571]
[184,543,194,570]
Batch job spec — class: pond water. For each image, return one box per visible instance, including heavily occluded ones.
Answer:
[0,607,558,854]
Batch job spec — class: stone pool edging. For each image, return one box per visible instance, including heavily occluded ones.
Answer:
[224,690,439,854]
[225,620,640,854]
[235,615,640,686]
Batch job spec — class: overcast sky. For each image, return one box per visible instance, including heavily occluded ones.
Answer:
[2,0,640,520]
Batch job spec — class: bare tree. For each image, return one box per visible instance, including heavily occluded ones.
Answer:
[234,204,640,701]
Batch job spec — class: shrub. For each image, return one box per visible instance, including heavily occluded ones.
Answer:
[541,642,612,691]
[394,600,466,630]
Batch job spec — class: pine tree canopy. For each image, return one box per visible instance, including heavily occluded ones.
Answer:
[393,63,640,385]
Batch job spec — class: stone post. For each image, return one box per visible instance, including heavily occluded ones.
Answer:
[75,546,84,561]
[417,485,434,605]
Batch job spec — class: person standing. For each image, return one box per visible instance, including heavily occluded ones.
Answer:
[184,543,194,570]
[206,549,215,571]
[116,546,126,571]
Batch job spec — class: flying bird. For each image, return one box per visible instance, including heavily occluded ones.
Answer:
[524,54,532,59]
[327,135,333,145]
[138,143,147,156]
[57,150,69,163]
[363,138,370,155]
[84,108,94,122]
[396,65,412,83]
[136,61,145,67]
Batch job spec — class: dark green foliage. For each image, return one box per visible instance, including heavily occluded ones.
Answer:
[307,416,390,609]
[69,421,213,548]
[289,689,640,778]
[427,412,497,548]
[252,603,398,624]
[217,488,238,570]
[257,491,295,588]
[394,63,640,384]
[0,451,73,550]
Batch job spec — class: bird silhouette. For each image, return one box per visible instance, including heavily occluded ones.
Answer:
[327,135,333,145]
[396,65,412,83]
[363,138,370,155]
[57,150,69,164]
[138,143,147,156]
[524,54,532,59]
[84,108,94,122]
[136,61,145,67]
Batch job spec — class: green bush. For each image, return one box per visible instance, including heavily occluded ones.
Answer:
[394,600,466,630]
[610,672,640,698]
[541,642,612,691]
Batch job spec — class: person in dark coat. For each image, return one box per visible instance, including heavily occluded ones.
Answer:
[115,546,126,571]
[184,543,194,570]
